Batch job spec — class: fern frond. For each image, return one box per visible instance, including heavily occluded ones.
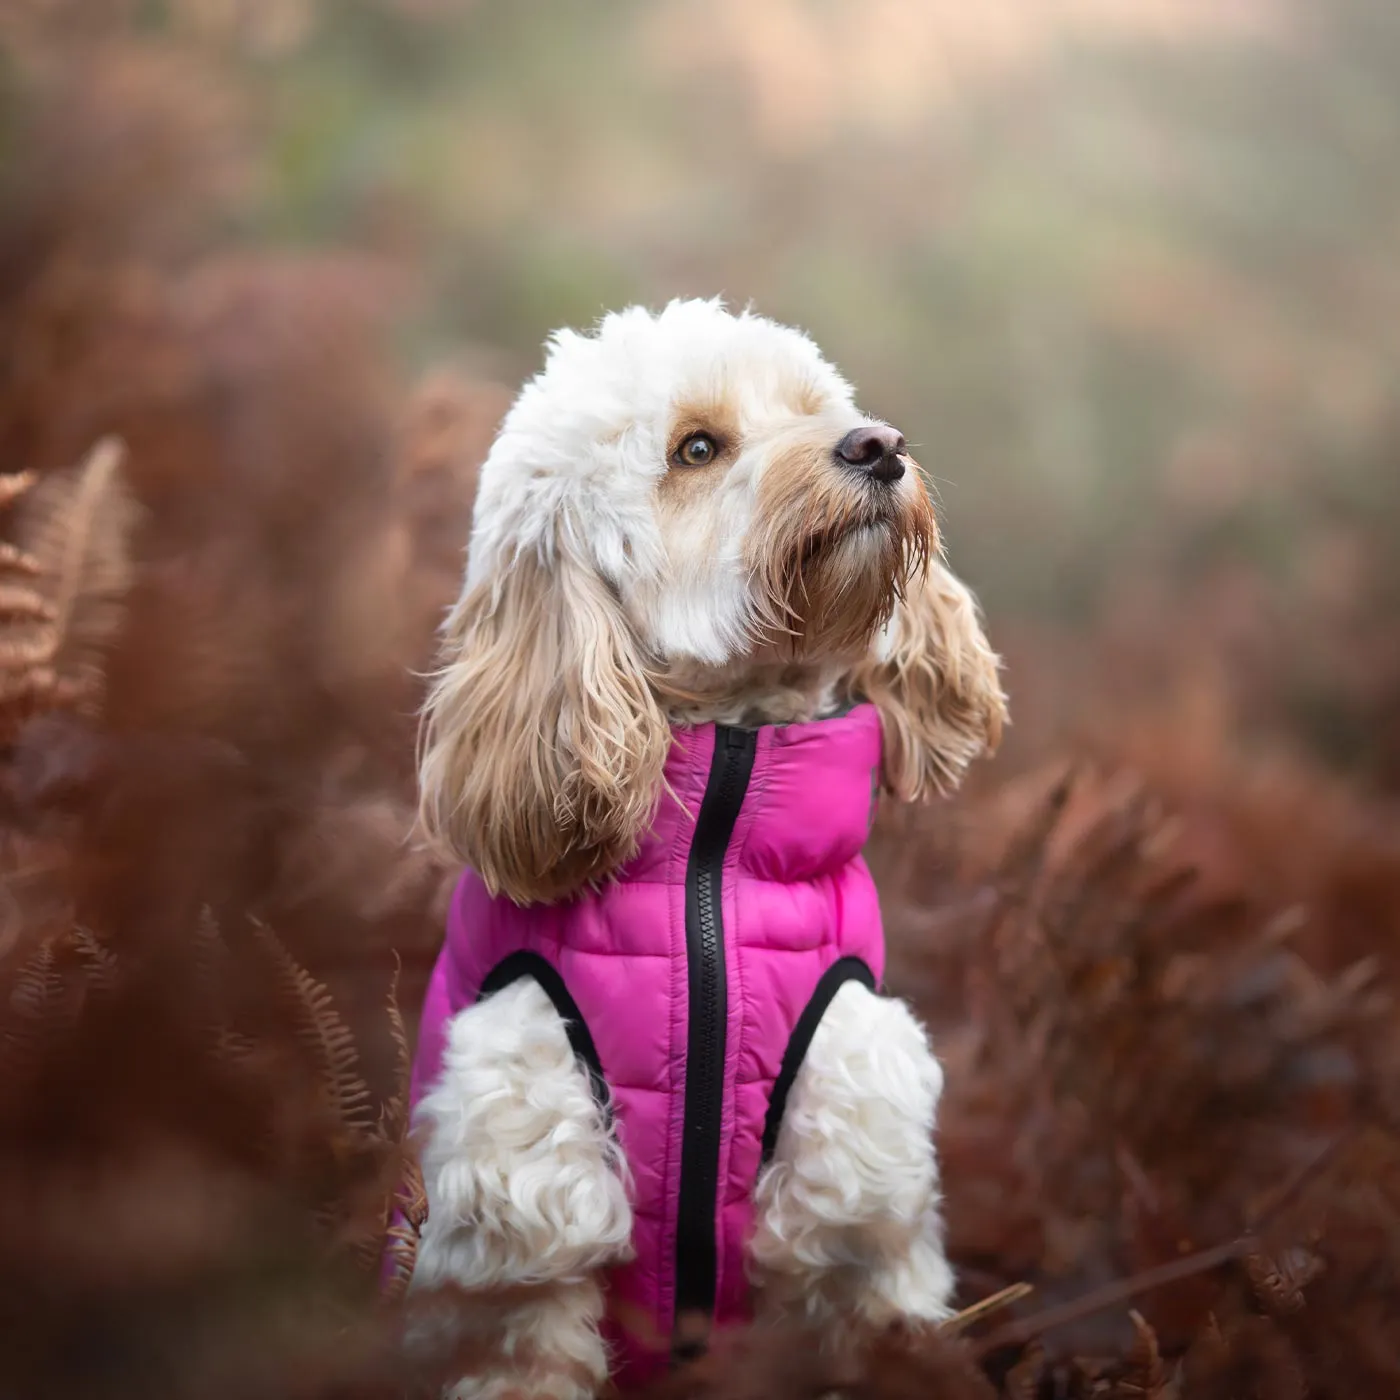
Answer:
[187,904,227,1007]
[0,542,40,575]
[213,1026,259,1070]
[254,921,374,1135]
[70,926,120,994]
[377,951,411,1144]
[0,934,69,1086]
[186,912,266,1078]
[0,669,60,745]
[382,1151,427,1302]
[6,935,63,1022]
[330,1191,402,1280]
[0,586,52,622]
[1245,1247,1319,1317]
[0,665,57,703]
[1124,1310,1167,1398]
[0,633,57,672]
[0,471,35,511]
[10,437,139,716]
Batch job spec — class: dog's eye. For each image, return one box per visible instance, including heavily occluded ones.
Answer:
[674,433,718,467]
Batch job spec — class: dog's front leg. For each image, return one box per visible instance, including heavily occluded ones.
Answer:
[409,979,633,1400]
[748,980,953,1346]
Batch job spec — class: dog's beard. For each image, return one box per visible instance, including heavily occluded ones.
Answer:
[751,475,936,661]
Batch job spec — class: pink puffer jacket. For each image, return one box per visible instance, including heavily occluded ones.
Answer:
[410,705,887,1385]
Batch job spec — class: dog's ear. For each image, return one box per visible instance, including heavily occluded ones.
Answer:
[417,543,669,904]
[854,554,1006,801]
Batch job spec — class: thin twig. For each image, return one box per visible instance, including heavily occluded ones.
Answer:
[973,1134,1345,1357]
[941,1281,1035,1336]
[972,1239,1246,1357]
[1244,1132,1347,1229]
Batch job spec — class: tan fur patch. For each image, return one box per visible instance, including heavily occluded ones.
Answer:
[656,462,726,512]
[851,555,1007,801]
[666,397,741,457]
[656,396,742,508]
[746,439,936,661]
[416,546,669,904]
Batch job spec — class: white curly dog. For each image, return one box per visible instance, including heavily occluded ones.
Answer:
[407,299,1006,1397]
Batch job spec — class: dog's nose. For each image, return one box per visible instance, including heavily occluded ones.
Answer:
[835,424,906,483]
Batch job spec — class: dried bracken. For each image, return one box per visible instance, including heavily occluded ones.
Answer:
[256,918,376,1137]
[866,759,1400,1396]
[1244,1247,1321,1319]
[14,438,137,702]
[1121,1310,1168,1399]
[0,468,54,734]
[0,908,422,1399]
[0,472,36,512]
[3,8,1400,1400]
[0,438,139,748]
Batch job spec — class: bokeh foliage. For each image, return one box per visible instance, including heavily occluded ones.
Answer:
[30,0,1391,781]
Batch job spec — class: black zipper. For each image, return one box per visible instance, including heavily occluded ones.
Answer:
[673,724,757,1355]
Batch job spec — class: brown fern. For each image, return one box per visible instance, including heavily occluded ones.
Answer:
[69,925,120,994]
[0,932,70,1093]
[0,542,39,575]
[1243,1246,1320,1318]
[183,908,261,1082]
[213,1025,260,1070]
[1118,1310,1168,1398]
[0,662,60,711]
[382,1150,427,1303]
[0,467,54,736]
[10,436,139,717]
[254,919,374,1136]
[375,951,426,1301]
[186,905,233,1027]
[377,950,411,1143]
[0,439,138,741]
[0,471,36,511]
[0,583,54,622]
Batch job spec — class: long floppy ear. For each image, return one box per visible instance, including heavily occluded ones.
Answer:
[854,554,1007,801]
[416,544,669,905]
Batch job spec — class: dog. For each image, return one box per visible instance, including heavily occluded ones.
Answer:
[407,298,1006,1398]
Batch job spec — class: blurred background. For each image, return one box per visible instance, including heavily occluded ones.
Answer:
[3,2,1400,1397]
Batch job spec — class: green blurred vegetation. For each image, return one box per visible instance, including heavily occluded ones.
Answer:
[6,0,1399,778]
[186,1,1398,602]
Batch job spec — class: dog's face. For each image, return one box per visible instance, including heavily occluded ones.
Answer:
[465,299,931,671]
[420,300,1006,904]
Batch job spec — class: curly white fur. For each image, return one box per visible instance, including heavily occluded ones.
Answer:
[461,300,865,666]
[749,980,953,1338]
[411,980,633,1400]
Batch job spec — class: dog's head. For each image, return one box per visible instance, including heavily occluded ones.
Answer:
[419,299,1006,903]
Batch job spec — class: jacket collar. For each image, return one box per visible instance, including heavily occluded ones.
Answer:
[621,704,884,885]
